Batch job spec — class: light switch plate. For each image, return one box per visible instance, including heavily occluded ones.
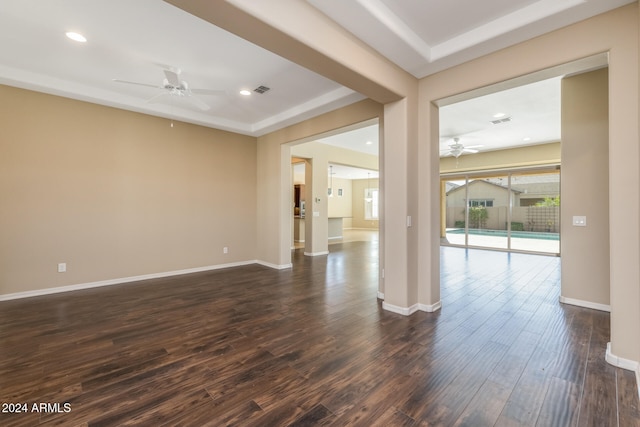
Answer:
[572,216,587,227]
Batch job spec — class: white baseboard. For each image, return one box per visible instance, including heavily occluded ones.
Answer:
[382,302,419,316]
[255,260,292,270]
[382,300,442,315]
[606,342,640,400]
[0,260,257,301]
[605,342,639,371]
[304,251,329,257]
[419,300,442,312]
[328,236,343,240]
[559,296,611,312]
[377,291,384,300]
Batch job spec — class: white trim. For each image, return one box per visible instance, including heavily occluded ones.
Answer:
[606,342,640,369]
[605,343,640,400]
[353,0,432,61]
[328,236,343,240]
[377,291,385,300]
[559,296,611,312]
[304,251,329,256]
[255,260,292,270]
[419,301,442,313]
[382,300,443,315]
[382,302,419,316]
[0,260,257,301]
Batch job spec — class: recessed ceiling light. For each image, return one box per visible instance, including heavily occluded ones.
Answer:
[239,89,251,96]
[493,112,506,118]
[523,137,531,141]
[65,32,87,43]
[366,141,373,145]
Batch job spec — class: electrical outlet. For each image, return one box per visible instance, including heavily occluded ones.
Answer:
[223,247,229,254]
[57,263,66,273]
[572,216,587,227]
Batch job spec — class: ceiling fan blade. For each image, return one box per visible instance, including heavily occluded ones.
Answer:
[163,69,181,87]
[191,88,228,96]
[153,63,181,74]
[463,148,479,153]
[145,92,169,104]
[187,95,211,111]
[112,79,161,89]
[465,144,484,149]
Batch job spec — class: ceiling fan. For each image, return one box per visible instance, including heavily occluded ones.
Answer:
[441,137,483,158]
[113,67,225,111]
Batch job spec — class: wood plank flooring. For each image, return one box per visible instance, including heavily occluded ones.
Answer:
[1,243,638,426]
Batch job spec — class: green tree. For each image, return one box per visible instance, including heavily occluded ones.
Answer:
[536,196,560,207]
[469,206,488,228]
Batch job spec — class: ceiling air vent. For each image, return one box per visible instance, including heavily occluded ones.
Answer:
[254,85,271,94]
[491,117,512,125]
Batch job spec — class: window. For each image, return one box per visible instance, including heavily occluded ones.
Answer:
[365,188,379,220]
[468,199,494,207]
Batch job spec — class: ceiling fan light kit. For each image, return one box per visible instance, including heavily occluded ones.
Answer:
[441,137,483,158]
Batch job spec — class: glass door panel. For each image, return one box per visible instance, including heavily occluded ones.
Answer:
[466,176,509,249]
[443,178,467,246]
[510,172,560,254]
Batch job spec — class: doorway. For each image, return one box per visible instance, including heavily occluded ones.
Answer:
[288,120,380,256]
[438,73,563,256]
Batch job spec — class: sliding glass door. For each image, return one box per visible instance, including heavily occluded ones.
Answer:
[442,168,560,255]
[510,171,560,253]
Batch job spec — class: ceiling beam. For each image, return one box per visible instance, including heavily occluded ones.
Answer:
[164,0,417,104]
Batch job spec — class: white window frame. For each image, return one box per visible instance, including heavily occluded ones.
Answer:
[365,188,379,220]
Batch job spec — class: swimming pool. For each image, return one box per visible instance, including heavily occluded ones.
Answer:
[447,228,559,241]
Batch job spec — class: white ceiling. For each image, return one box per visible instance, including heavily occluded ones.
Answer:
[0,0,630,148]
[439,76,562,156]
[0,0,364,136]
[292,123,379,180]
[318,125,380,157]
[307,0,632,78]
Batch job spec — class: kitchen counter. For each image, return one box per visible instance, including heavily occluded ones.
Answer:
[293,216,349,242]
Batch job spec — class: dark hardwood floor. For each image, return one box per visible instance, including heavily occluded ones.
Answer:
[1,242,638,426]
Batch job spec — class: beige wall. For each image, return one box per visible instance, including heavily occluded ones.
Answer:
[291,140,378,171]
[328,177,353,219]
[560,68,610,307]
[0,85,257,296]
